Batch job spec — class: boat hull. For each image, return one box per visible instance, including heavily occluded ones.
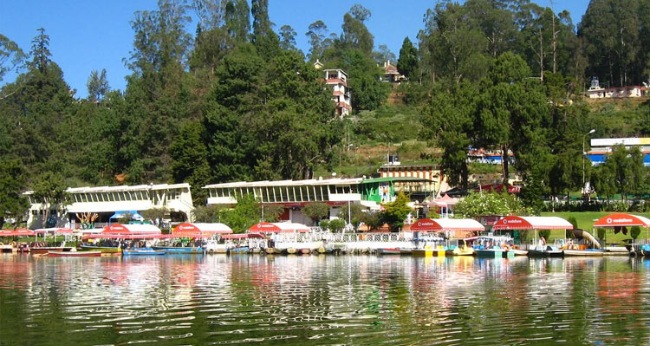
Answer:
[377,248,402,255]
[30,247,75,255]
[47,251,102,257]
[151,246,203,254]
[563,249,605,256]
[122,248,166,256]
[475,248,503,258]
[79,245,122,253]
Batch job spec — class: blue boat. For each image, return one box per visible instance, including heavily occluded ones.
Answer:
[122,247,166,256]
[151,246,204,254]
[227,246,250,254]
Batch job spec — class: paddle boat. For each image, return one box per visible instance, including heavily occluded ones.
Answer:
[472,235,514,258]
[0,243,14,253]
[446,238,475,256]
[559,230,604,256]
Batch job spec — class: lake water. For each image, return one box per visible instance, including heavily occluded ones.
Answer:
[1,253,649,345]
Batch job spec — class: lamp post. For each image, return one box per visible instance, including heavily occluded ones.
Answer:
[582,129,596,193]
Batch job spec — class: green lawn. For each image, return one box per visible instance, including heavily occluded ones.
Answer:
[540,211,650,244]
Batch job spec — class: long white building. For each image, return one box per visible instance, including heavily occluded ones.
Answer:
[25,183,194,229]
[203,178,363,225]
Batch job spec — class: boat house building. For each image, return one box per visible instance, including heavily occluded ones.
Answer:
[25,183,194,230]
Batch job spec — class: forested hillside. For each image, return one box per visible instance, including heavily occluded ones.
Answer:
[2,0,650,215]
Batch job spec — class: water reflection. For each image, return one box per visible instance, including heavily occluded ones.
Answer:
[1,254,650,345]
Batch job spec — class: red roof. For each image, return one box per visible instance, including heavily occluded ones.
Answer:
[248,222,310,233]
[410,218,485,232]
[593,213,650,227]
[492,216,573,230]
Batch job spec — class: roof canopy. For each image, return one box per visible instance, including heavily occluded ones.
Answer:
[410,218,485,232]
[593,213,650,227]
[83,224,162,239]
[171,222,233,237]
[492,216,574,230]
[221,233,265,239]
[34,227,73,235]
[248,222,310,233]
[0,228,36,237]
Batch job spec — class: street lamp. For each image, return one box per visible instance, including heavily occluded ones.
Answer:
[582,129,596,193]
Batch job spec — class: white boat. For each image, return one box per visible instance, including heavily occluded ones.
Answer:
[563,248,605,256]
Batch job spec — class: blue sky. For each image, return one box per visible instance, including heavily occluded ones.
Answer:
[1,1,589,98]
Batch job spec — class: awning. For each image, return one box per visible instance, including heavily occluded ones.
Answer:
[34,227,73,235]
[87,223,163,239]
[221,233,265,239]
[492,216,574,230]
[248,222,310,233]
[110,210,144,221]
[170,222,233,238]
[593,213,650,227]
[410,218,485,232]
[0,228,36,237]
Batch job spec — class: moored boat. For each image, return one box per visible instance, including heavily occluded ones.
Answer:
[0,243,13,253]
[47,250,102,257]
[527,245,564,257]
[377,247,401,255]
[122,247,166,256]
[563,248,605,256]
[447,238,474,256]
[29,242,74,255]
[412,246,434,257]
[474,246,504,258]
[227,246,250,254]
[151,245,204,254]
[79,244,122,254]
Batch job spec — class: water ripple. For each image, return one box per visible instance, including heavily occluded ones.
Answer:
[3,255,650,344]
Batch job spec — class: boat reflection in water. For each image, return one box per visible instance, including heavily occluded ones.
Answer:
[0,254,648,345]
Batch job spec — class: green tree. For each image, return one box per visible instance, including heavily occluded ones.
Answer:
[217,194,260,233]
[340,5,374,55]
[224,0,250,42]
[474,52,550,186]
[0,34,26,84]
[279,25,297,51]
[594,144,646,200]
[193,205,222,223]
[86,69,110,102]
[0,159,29,227]
[30,172,69,228]
[421,81,476,190]
[251,0,279,58]
[305,20,330,62]
[338,202,364,230]
[302,202,330,225]
[420,2,491,84]
[328,218,346,233]
[579,0,641,86]
[454,191,532,218]
[169,121,211,204]
[397,37,418,80]
[380,191,412,232]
